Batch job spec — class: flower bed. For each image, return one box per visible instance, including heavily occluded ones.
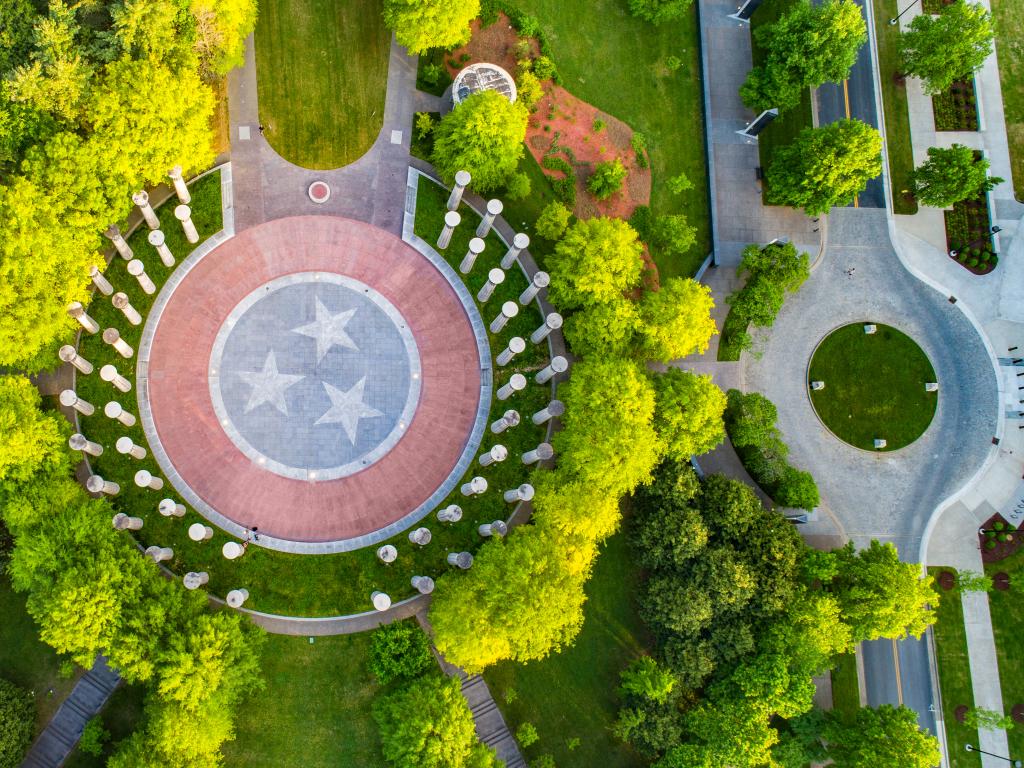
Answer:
[944,194,998,274]
[933,79,980,131]
[979,513,1021,563]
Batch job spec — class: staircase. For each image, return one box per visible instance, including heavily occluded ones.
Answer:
[456,672,527,768]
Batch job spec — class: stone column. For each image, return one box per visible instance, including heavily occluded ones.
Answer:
[86,474,119,495]
[496,337,526,366]
[437,211,461,250]
[411,575,435,594]
[536,355,569,384]
[222,542,245,560]
[90,265,114,295]
[132,191,160,229]
[476,199,503,238]
[478,520,508,538]
[477,268,505,303]
[460,476,488,496]
[134,469,164,491]
[69,433,103,456]
[460,236,485,274]
[447,170,471,210]
[175,204,199,244]
[183,572,209,590]
[226,588,249,607]
[104,401,137,427]
[67,302,99,334]
[169,165,191,204]
[501,233,530,269]
[112,293,142,325]
[408,527,432,546]
[100,364,132,393]
[112,513,143,530]
[490,409,521,433]
[147,230,175,267]
[504,483,535,503]
[60,389,95,416]
[522,442,554,464]
[489,301,519,333]
[530,312,563,344]
[59,346,94,375]
[479,444,508,466]
[145,545,173,562]
[376,544,398,563]
[518,271,550,306]
[102,328,134,359]
[104,225,134,260]
[127,259,156,295]
[159,499,186,517]
[496,373,526,401]
[437,504,463,523]
[371,591,392,611]
[188,523,214,541]
[116,436,147,460]
[447,551,474,569]
[532,399,565,425]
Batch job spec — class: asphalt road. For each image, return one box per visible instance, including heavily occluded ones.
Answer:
[862,635,938,736]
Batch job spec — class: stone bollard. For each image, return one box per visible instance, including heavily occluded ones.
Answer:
[169,165,191,203]
[183,572,209,590]
[536,356,569,384]
[504,483,535,503]
[491,409,521,433]
[134,470,164,491]
[104,401,137,427]
[460,237,486,274]
[112,513,143,530]
[810,380,825,391]
[530,312,563,344]
[519,271,550,306]
[60,389,95,416]
[175,204,199,244]
[371,591,392,611]
[925,382,938,392]
[159,499,186,517]
[116,436,147,460]
[188,523,214,541]
[532,399,565,425]
[496,374,527,401]
[478,520,508,538]
[489,301,519,333]
[222,542,244,560]
[67,302,99,334]
[873,438,887,449]
[477,268,506,303]
[226,588,249,608]
[460,477,488,497]
[447,170,472,210]
[522,442,554,465]
[112,293,142,325]
[100,364,132,393]
[408,527,432,546]
[104,225,134,261]
[376,544,398,563]
[102,328,134,359]
[479,444,508,467]
[501,233,530,269]
[69,433,103,457]
[447,551,474,569]
[132,190,160,229]
[59,345,94,375]
[496,337,526,367]
[411,575,435,595]
[127,259,156,295]
[476,199,503,238]
[437,211,461,250]
[147,230,175,267]
[145,545,173,563]
[86,474,119,495]
[864,324,877,334]
[90,265,114,295]
[437,504,463,523]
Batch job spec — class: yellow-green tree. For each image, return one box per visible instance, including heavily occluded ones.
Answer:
[548,217,644,309]
[0,376,68,483]
[651,369,727,461]
[190,0,259,78]
[637,278,718,362]
[383,0,480,54]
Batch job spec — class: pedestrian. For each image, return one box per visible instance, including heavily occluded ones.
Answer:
[258,124,264,134]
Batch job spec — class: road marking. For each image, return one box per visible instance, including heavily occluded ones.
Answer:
[892,639,904,705]
[843,79,860,208]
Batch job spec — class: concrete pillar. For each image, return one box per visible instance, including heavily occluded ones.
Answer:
[145,545,173,563]
[132,190,160,229]
[60,389,95,416]
[226,588,249,607]
[222,542,244,560]
[134,469,164,491]
[479,444,508,466]
[447,551,474,569]
[460,476,488,496]
[112,293,142,325]
[496,337,526,367]
[188,523,214,541]
[408,527,432,546]
[532,400,565,425]
[477,268,506,303]
[496,373,527,401]
[437,211,461,250]
[522,442,554,465]
[476,199,503,238]
[478,520,508,538]
[376,544,398,563]
[147,230,174,268]
[873,438,887,449]
[86,474,119,495]
[168,165,191,204]
[90,265,114,295]
[112,513,143,530]
[489,301,519,333]
[371,591,392,611]
[59,345,94,375]
[536,355,569,384]
[530,312,563,344]
[183,572,209,590]
[115,436,147,460]
[519,271,550,305]
[104,401,137,427]
[102,328,134,359]
[501,233,530,269]
[925,382,939,392]
[159,499,186,517]
[491,409,521,433]
[460,237,486,274]
[864,324,877,334]
[100,364,132,393]
[411,575,435,594]
[447,170,472,210]
[437,504,462,523]
[175,204,199,244]
[67,302,99,334]
[127,259,156,295]
[104,225,133,261]
[69,433,103,456]
[504,483,535,503]
[810,380,825,391]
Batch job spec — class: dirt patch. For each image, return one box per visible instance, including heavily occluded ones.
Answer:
[446,14,539,79]
[994,571,1011,591]
[937,570,956,591]
[979,513,1022,563]
[1013,704,1024,724]
[955,705,969,723]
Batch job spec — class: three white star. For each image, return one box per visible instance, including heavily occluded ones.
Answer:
[237,350,304,416]
[291,298,359,362]
[315,377,384,445]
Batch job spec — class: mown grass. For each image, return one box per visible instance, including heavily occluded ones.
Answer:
[986,551,1024,759]
[829,651,862,723]
[63,684,147,768]
[991,0,1024,200]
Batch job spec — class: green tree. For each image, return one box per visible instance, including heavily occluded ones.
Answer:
[432,90,528,193]
[911,144,1002,207]
[535,200,571,240]
[384,0,480,55]
[190,0,259,78]
[0,0,38,77]
[651,369,727,461]
[368,620,433,684]
[532,470,624,543]
[898,1,994,94]
[728,242,810,329]
[963,707,1015,732]
[0,376,69,484]
[955,569,993,593]
[767,119,882,215]
[587,159,627,200]
[515,69,543,110]
[562,296,640,359]
[0,678,33,768]
[516,722,539,747]
[620,656,676,703]
[823,705,941,768]
[548,217,644,308]
[628,0,692,24]
[637,278,718,362]
[724,389,780,449]
[648,214,697,259]
[110,0,190,63]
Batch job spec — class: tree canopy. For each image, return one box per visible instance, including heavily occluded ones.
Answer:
[0,678,33,768]
[651,369,727,461]
[628,0,693,25]
[383,0,480,55]
[823,705,941,768]
[637,278,718,362]
[548,217,645,308]
[898,1,994,94]
[0,376,68,484]
[911,144,1002,207]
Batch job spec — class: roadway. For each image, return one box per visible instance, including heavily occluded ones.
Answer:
[862,635,938,736]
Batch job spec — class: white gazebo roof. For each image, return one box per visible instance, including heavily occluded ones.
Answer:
[452,63,518,105]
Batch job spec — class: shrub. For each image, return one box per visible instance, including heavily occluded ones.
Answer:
[533,756,556,768]
[368,621,434,684]
[415,112,435,140]
[516,722,540,747]
[968,258,979,267]
[505,172,531,200]
[648,214,697,258]
[666,172,692,195]
[666,55,682,71]
[542,154,577,206]
[421,63,442,86]
[516,70,544,110]
[632,133,649,169]
[79,716,109,757]
[0,678,33,768]
[532,55,557,81]
[587,159,627,200]
[593,118,606,132]
[535,201,572,240]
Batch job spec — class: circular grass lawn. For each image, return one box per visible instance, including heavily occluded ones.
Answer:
[808,323,937,451]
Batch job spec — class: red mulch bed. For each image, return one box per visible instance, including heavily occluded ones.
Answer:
[955,705,969,723]
[937,570,956,590]
[994,572,1011,591]
[1012,704,1024,724]
[980,513,1022,564]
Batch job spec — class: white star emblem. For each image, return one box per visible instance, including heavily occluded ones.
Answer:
[237,350,304,416]
[315,377,383,444]
[291,298,358,362]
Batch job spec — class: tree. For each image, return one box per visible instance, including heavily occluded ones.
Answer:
[504,171,530,200]
[620,656,676,703]
[728,242,810,329]
[628,0,692,24]
[548,217,644,308]
[724,389,780,449]
[767,119,882,215]
[898,1,994,94]
[190,0,259,78]
[562,296,640,359]
[515,70,543,110]
[955,569,993,593]
[535,201,571,240]
[0,678,33,768]
[432,90,528,193]
[0,376,69,484]
[532,471,625,544]
[648,214,697,259]
[911,144,1002,207]
[636,278,718,362]
[651,369,727,461]
[110,0,190,63]
[368,621,433,684]
[0,0,38,77]
[823,705,941,768]
[588,159,627,200]
[383,0,480,55]
[963,707,1015,732]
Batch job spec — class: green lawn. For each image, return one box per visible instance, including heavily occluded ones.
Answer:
[484,527,650,768]
[871,0,919,214]
[222,632,386,768]
[254,0,389,169]
[928,569,982,768]
[829,652,862,723]
[986,551,1024,759]
[807,323,937,451]
[991,0,1024,200]
[64,684,147,768]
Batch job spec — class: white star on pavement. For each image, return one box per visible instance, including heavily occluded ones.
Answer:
[237,350,304,416]
[315,377,383,444]
[291,298,359,361]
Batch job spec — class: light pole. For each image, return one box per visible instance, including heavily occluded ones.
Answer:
[966,744,1022,767]
[950,227,1003,258]
[889,0,917,23]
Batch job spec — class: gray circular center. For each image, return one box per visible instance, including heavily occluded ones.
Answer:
[209,273,421,481]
